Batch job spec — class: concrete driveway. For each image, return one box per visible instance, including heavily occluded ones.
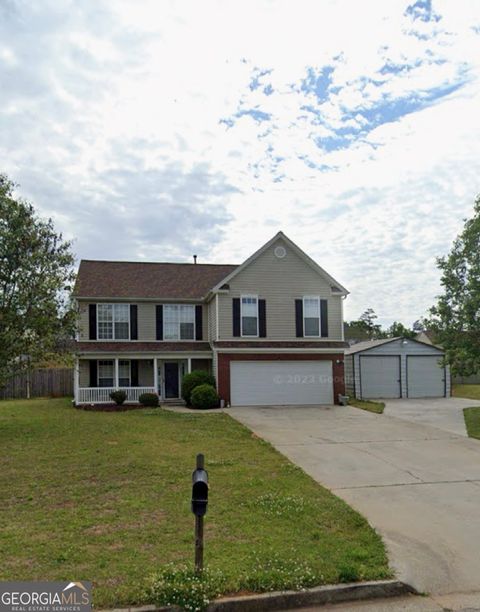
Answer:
[384,397,480,437]
[228,402,480,606]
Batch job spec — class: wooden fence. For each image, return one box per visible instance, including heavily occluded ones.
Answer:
[0,368,73,400]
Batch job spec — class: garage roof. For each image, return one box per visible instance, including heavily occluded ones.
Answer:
[346,337,443,355]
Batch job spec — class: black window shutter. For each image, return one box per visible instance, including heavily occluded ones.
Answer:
[89,360,98,386]
[130,360,139,386]
[295,299,303,337]
[156,305,163,340]
[320,299,328,337]
[130,304,138,340]
[232,298,241,337]
[259,299,267,337]
[89,304,97,340]
[195,305,203,340]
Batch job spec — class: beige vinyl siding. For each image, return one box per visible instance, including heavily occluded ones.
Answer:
[344,355,355,395]
[138,360,154,386]
[79,360,90,387]
[77,300,208,342]
[207,298,217,341]
[191,359,212,374]
[217,238,344,341]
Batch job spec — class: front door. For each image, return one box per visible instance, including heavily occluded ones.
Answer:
[164,362,179,399]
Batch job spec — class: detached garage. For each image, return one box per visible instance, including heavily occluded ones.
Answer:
[345,338,450,399]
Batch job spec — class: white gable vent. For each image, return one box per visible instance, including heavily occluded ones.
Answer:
[274,245,286,259]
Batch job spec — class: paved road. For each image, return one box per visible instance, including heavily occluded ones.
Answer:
[228,401,480,606]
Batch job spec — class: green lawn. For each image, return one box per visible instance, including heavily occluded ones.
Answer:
[453,384,480,400]
[463,407,480,439]
[0,399,390,607]
[349,398,385,414]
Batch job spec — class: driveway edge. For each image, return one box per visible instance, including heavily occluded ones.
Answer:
[102,580,416,612]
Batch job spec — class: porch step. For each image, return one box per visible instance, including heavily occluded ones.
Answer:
[162,398,186,406]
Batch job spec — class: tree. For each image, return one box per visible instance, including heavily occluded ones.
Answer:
[428,195,480,375]
[0,175,76,386]
[386,321,416,339]
[345,308,385,341]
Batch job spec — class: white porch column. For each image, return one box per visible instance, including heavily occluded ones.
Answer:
[187,357,192,373]
[74,358,79,404]
[153,358,158,394]
[114,358,119,388]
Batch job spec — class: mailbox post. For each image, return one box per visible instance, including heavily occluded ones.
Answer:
[191,453,208,573]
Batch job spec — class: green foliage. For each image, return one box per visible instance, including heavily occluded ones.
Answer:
[239,553,318,592]
[0,174,76,386]
[190,384,219,410]
[345,308,386,341]
[139,392,159,407]
[147,565,226,612]
[428,196,480,375]
[463,406,480,439]
[109,390,127,405]
[181,370,216,405]
[385,321,416,339]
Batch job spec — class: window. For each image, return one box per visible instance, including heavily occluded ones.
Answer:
[97,304,130,340]
[164,304,195,340]
[98,360,114,387]
[303,296,320,337]
[241,295,258,336]
[118,360,131,387]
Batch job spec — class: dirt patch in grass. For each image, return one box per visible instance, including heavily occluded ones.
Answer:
[349,398,385,414]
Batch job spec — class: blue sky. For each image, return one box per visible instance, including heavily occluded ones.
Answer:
[1,0,480,326]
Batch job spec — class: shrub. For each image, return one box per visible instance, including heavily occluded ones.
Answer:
[181,370,216,405]
[190,384,219,410]
[146,564,226,612]
[139,392,159,407]
[109,390,126,405]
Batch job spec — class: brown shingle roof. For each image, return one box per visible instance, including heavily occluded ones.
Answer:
[74,260,237,299]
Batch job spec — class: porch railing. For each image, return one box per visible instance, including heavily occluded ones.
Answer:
[77,387,157,405]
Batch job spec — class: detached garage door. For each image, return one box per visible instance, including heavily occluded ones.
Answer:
[360,356,401,399]
[407,356,445,398]
[230,361,333,406]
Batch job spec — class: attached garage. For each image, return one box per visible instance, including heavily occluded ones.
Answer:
[230,360,334,406]
[345,338,449,399]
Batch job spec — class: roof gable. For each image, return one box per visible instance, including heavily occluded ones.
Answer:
[210,231,349,295]
[346,337,444,355]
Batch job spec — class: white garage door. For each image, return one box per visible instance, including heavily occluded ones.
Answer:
[407,356,445,398]
[360,356,401,399]
[230,361,333,406]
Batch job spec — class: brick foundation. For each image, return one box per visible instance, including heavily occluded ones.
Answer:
[217,352,345,405]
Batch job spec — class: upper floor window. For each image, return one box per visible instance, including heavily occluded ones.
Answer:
[97,304,130,340]
[303,296,320,337]
[241,295,258,337]
[164,304,195,340]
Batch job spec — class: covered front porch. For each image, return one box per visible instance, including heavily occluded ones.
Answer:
[74,355,212,405]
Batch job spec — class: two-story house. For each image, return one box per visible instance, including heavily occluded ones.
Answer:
[73,232,349,406]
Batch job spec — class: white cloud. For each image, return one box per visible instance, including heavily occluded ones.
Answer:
[1,0,480,326]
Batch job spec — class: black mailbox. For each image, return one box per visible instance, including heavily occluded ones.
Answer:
[191,467,209,517]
